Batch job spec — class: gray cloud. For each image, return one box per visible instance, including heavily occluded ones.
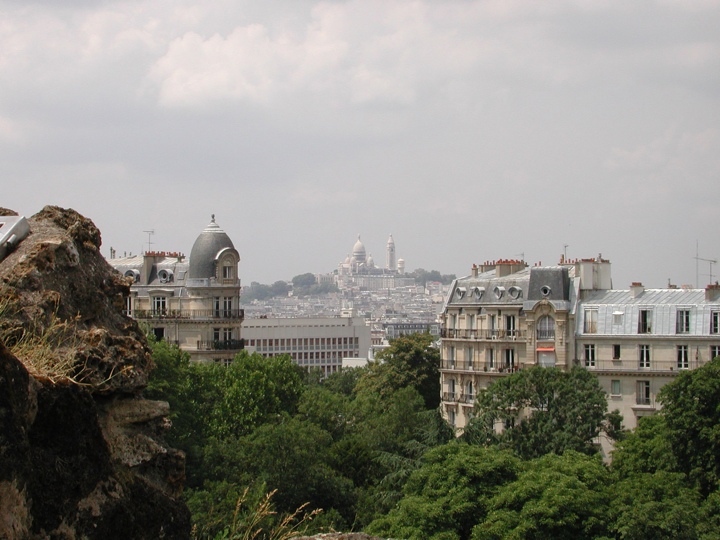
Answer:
[2,0,719,288]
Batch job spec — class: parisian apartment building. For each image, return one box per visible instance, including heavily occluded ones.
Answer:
[439,256,720,455]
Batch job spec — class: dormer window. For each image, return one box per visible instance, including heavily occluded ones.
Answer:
[222,264,233,279]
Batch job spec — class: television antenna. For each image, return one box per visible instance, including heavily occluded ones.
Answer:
[143,229,155,254]
[695,241,717,287]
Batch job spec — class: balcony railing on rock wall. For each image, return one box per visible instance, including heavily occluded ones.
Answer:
[126,309,245,320]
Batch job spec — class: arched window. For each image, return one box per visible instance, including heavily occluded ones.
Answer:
[537,315,555,340]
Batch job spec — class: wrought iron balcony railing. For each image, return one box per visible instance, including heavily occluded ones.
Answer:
[441,328,526,340]
[126,309,245,320]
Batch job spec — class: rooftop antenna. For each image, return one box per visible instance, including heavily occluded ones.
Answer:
[695,240,717,287]
[143,229,155,254]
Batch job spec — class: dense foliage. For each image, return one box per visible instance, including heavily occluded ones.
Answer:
[462,366,612,458]
[146,338,720,538]
[145,333,451,537]
[408,268,457,286]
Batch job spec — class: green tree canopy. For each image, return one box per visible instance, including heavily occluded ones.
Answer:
[367,444,520,540]
[292,273,317,288]
[356,333,441,409]
[611,414,678,480]
[659,355,720,495]
[473,451,610,540]
[607,471,701,540]
[463,366,609,459]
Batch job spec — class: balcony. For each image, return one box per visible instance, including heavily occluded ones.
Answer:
[442,392,476,404]
[197,339,246,351]
[536,329,555,340]
[441,361,517,374]
[441,328,526,340]
[127,309,245,321]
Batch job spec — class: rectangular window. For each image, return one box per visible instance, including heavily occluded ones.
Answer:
[613,312,624,326]
[213,297,221,317]
[505,315,516,336]
[504,348,515,369]
[152,296,167,315]
[611,380,621,396]
[487,348,495,369]
[223,296,233,317]
[584,309,598,334]
[222,264,233,279]
[711,345,720,360]
[584,344,596,367]
[467,347,473,369]
[677,345,689,369]
[223,328,232,341]
[712,312,719,334]
[613,344,621,360]
[636,380,651,405]
[448,346,455,367]
[125,296,132,316]
[639,345,651,368]
[213,328,220,342]
[638,309,652,334]
[676,309,690,334]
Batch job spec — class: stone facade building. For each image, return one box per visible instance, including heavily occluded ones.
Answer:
[109,216,244,364]
[440,256,720,451]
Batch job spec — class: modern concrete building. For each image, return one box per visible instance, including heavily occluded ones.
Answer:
[109,215,244,364]
[440,256,720,449]
[242,316,371,376]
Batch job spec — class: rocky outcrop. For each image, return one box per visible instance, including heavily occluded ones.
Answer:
[0,206,190,539]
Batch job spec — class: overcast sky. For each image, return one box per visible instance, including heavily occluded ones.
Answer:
[3,0,719,288]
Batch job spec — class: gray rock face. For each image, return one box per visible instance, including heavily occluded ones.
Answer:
[0,206,190,539]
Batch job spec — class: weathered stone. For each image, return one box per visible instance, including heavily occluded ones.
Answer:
[0,206,190,539]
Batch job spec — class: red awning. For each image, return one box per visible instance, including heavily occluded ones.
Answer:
[536,347,555,352]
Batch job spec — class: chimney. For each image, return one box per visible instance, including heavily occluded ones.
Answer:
[706,282,720,302]
[471,263,479,278]
[630,282,644,298]
[495,259,528,277]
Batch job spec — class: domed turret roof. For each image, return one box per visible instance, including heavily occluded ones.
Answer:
[188,215,237,279]
[352,235,366,263]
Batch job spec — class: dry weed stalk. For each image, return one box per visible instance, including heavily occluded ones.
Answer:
[0,297,87,384]
[208,487,322,540]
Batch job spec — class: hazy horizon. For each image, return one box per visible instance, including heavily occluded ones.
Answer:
[3,1,719,288]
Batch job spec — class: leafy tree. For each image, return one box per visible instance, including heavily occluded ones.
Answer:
[205,352,305,440]
[611,414,678,480]
[410,268,457,286]
[607,471,701,540]
[697,489,720,540]
[659,356,720,495]
[270,280,291,297]
[234,418,356,525]
[367,444,520,540]
[356,333,441,409]
[292,273,317,288]
[473,451,610,540]
[463,366,608,459]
